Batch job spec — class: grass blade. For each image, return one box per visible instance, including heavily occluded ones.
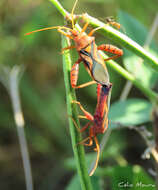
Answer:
[61,35,93,190]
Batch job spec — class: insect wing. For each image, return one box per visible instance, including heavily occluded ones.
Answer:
[92,53,110,86]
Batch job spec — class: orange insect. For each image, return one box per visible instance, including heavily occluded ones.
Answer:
[25,0,122,176]
[72,83,112,176]
[25,0,123,89]
[106,17,121,30]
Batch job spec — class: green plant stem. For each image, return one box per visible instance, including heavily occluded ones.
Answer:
[50,0,158,72]
[80,13,158,72]
[49,0,68,17]
[100,51,158,103]
[61,36,93,190]
[9,67,33,190]
[72,23,158,103]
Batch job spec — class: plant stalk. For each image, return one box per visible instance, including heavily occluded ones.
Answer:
[80,13,158,72]
[9,67,33,190]
[61,35,93,190]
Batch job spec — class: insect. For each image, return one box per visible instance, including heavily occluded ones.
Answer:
[106,16,126,34]
[25,0,120,176]
[25,0,123,89]
[72,83,112,176]
[106,17,121,30]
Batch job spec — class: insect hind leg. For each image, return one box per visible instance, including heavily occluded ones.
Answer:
[97,44,123,61]
[77,136,93,146]
[89,136,100,176]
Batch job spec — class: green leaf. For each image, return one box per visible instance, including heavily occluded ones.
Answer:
[118,10,158,88]
[111,165,155,190]
[123,54,158,88]
[66,175,101,190]
[84,0,114,3]
[66,175,81,190]
[132,165,155,190]
[118,10,158,49]
[112,165,133,190]
[109,98,152,127]
[20,74,69,150]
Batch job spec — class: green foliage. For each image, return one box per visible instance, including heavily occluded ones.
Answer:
[111,165,155,190]
[0,0,158,190]
[65,164,155,190]
[109,98,152,126]
[66,175,81,190]
[66,175,101,190]
[118,11,158,89]
[132,166,155,190]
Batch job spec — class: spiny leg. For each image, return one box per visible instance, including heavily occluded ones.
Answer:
[80,22,89,34]
[74,81,96,89]
[97,44,123,61]
[70,115,91,133]
[101,85,112,133]
[103,117,109,132]
[88,26,104,36]
[57,28,73,39]
[77,136,93,146]
[71,59,96,89]
[72,100,94,121]
[89,136,100,176]
[78,115,90,120]
[61,45,76,54]
[71,58,81,88]
[102,101,109,133]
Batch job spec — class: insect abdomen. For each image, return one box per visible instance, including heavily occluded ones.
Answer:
[71,63,79,88]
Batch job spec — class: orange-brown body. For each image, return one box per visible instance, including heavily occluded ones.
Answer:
[25,0,123,176]
[72,83,112,176]
[25,22,123,89]
[106,17,121,30]
[90,83,112,136]
[67,26,123,89]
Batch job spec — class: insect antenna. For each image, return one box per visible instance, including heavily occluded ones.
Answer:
[71,0,78,29]
[25,0,79,36]
[25,26,73,36]
[25,26,60,35]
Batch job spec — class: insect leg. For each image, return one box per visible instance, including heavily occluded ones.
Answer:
[61,45,76,54]
[77,136,93,146]
[102,105,109,133]
[88,26,104,36]
[100,84,112,132]
[72,100,94,121]
[97,44,123,61]
[57,29,73,39]
[71,58,82,88]
[70,116,91,132]
[89,136,100,176]
[71,58,97,89]
[74,81,96,89]
[80,22,89,34]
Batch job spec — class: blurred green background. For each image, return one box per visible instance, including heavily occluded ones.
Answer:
[0,0,158,189]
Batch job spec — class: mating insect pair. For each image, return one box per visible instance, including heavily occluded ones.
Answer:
[25,0,123,176]
[72,83,112,176]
